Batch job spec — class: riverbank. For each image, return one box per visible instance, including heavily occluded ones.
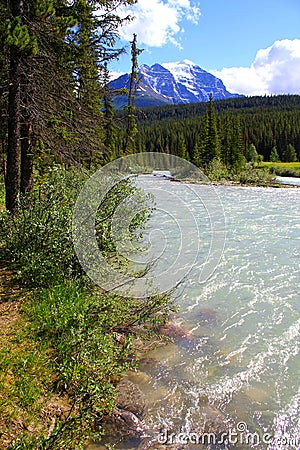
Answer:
[260,161,300,177]
[0,168,174,449]
[0,263,69,448]
[0,264,174,449]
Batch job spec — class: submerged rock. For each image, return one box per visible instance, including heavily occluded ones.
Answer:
[98,408,150,442]
[197,307,218,323]
[159,321,193,343]
[96,379,150,446]
[188,403,234,438]
[127,369,152,387]
[115,379,147,419]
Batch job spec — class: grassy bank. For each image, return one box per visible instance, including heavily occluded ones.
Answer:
[260,161,300,177]
[0,169,171,449]
[0,268,60,448]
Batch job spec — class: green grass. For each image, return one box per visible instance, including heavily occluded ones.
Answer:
[0,289,56,449]
[260,162,300,177]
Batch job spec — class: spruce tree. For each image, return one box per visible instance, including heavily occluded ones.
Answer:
[269,146,280,162]
[4,0,38,212]
[229,116,245,172]
[192,141,202,167]
[202,94,220,165]
[1,0,141,213]
[177,132,190,161]
[245,143,259,164]
[282,143,298,162]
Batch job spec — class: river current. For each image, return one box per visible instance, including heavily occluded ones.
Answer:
[94,179,300,449]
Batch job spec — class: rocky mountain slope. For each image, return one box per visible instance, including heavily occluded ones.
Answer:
[110,60,243,108]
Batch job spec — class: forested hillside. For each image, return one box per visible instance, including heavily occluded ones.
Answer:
[116,95,300,166]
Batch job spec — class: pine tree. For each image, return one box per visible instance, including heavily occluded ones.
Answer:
[282,143,298,162]
[1,0,141,212]
[202,94,220,165]
[192,141,202,167]
[245,143,259,164]
[229,116,245,172]
[269,146,280,162]
[4,0,38,212]
[177,132,189,161]
[220,114,231,167]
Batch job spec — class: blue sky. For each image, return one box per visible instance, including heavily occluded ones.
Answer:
[110,0,300,95]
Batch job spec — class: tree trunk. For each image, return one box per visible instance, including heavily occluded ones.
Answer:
[5,48,21,213]
[20,1,35,195]
[20,121,33,194]
[20,74,34,194]
[5,0,23,213]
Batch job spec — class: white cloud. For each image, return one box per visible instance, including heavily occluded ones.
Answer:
[117,0,201,48]
[212,39,300,96]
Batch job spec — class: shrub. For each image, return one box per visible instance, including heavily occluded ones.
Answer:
[206,158,229,182]
[0,167,86,287]
[0,167,153,288]
[234,164,273,185]
[271,166,299,177]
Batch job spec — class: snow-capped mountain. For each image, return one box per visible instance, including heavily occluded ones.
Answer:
[110,60,242,108]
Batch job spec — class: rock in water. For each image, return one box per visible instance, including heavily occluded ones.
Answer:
[115,379,147,419]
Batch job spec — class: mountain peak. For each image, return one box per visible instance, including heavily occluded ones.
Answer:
[110,61,243,108]
[178,59,197,66]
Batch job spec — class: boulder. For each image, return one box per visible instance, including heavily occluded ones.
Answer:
[115,379,147,419]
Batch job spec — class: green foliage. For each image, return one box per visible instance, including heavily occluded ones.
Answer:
[261,162,300,177]
[36,0,55,18]
[95,178,153,261]
[25,282,131,401]
[5,17,38,55]
[0,174,5,206]
[1,164,172,448]
[0,167,154,288]
[0,168,86,287]
[282,143,298,162]
[14,279,171,449]
[192,142,202,167]
[177,132,190,160]
[245,143,259,164]
[127,95,300,168]
[233,164,273,185]
[206,158,229,182]
[202,94,220,164]
[269,146,280,162]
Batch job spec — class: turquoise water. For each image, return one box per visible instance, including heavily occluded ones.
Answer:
[94,180,300,449]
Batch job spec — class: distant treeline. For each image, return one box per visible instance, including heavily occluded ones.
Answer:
[115,95,300,164]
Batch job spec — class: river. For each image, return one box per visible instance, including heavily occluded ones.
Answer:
[93,179,300,449]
